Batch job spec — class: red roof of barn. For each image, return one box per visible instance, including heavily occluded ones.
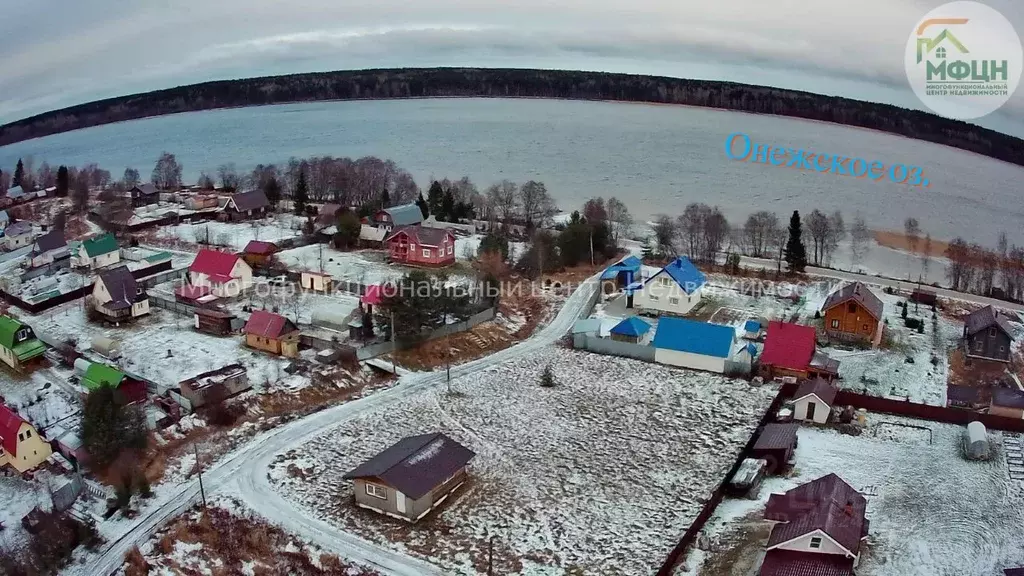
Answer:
[760,321,816,372]
[189,249,242,279]
[243,240,279,255]
[243,310,297,339]
[764,473,867,556]
[0,403,27,458]
[758,549,854,576]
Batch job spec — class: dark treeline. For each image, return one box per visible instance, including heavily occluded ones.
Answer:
[1,68,1022,166]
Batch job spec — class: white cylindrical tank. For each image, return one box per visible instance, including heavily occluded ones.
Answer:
[74,358,92,376]
[966,421,989,460]
[91,335,121,359]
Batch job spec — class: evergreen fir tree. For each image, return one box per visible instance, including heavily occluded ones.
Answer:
[263,175,281,208]
[381,187,391,209]
[539,364,556,387]
[640,237,653,260]
[441,188,456,222]
[415,192,429,219]
[293,170,309,215]
[56,166,69,197]
[426,181,444,217]
[12,158,23,187]
[784,210,808,273]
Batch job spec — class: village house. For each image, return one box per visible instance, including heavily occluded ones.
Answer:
[128,184,160,207]
[0,403,52,473]
[79,361,148,405]
[243,310,300,357]
[343,432,476,523]
[374,203,424,233]
[600,255,641,295]
[27,228,69,270]
[5,186,26,202]
[188,248,254,297]
[300,270,333,292]
[0,315,45,371]
[759,473,869,576]
[821,282,884,345]
[90,266,150,323]
[751,423,799,474]
[384,226,456,268]
[962,305,1015,364]
[358,224,387,247]
[241,240,279,268]
[651,317,737,374]
[315,203,342,231]
[791,378,839,424]
[759,321,840,382]
[609,316,651,344]
[223,189,270,221]
[631,256,706,317]
[193,308,241,336]
[3,221,34,250]
[179,364,250,408]
[74,233,121,269]
[990,387,1024,419]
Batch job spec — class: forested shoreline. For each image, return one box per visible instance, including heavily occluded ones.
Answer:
[1,68,1023,167]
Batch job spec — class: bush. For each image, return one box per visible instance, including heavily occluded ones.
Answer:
[205,401,245,427]
[905,317,923,330]
[539,365,556,387]
[813,310,821,319]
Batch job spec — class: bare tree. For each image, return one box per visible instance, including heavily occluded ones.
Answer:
[903,217,921,278]
[217,163,241,190]
[652,214,676,257]
[850,214,871,271]
[769,224,787,274]
[152,152,183,189]
[805,210,830,266]
[486,180,519,226]
[605,197,633,244]
[998,231,1010,294]
[743,211,777,258]
[975,244,998,295]
[944,237,972,292]
[823,211,845,266]
[0,171,9,192]
[36,162,55,189]
[123,167,140,189]
[1007,245,1024,301]
[677,203,709,262]
[920,233,933,280]
[702,208,730,264]
[519,181,551,228]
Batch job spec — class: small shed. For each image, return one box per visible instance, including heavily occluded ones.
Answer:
[966,421,990,460]
[727,457,767,498]
[911,287,938,306]
[791,378,839,424]
[609,317,651,344]
[91,335,121,359]
[301,271,334,293]
[194,308,237,336]
[751,423,799,474]
[742,319,762,340]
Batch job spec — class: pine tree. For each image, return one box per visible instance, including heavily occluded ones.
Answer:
[441,188,456,222]
[640,237,653,260]
[263,175,281,208]
[12,158,24,187]
[415,192,429,219]
[784,210,808,273]
[56,166,69,197]
[381,187,391,209]
[293,170,309,215]
[539,364,556,387]
[426,181,444,217]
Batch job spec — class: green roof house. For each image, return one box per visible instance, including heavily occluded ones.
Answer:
[0,316,46,371]
[82,362,126,391]
[75,233,121,269]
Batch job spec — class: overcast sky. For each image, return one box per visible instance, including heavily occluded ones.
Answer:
[2,0,1023,135]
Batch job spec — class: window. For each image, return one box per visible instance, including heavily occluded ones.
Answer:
[990,327,997,338]
[365,483,388,500]
[1000,345,1007,353]
[831,319,840,329]
[847,303,856,313]
[974,340,983,352]
[809,536,823,549]
[24,429,30,438]
[447,245,453,255]
[422,249,431,258]
[669,297,680,305]
[649,294,659,301]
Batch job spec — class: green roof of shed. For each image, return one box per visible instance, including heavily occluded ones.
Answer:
[82,233,119,257]
[83,363,126,391]
[0,315,27,349]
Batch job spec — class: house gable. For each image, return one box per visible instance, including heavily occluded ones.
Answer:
[767,528,855,558]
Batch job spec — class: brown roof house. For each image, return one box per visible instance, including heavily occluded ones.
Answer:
[759,473,869,576]
[791,378,839,424]
[822,282,884,346]
[243,310,300,358]
[223,189,270,221]
[962,305,1015,364]
[751,423,799,475]
[343,432,475,523]
[90,267,150,324]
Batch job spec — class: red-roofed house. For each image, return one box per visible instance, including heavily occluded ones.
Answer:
[188,249,253,297]
[0,403,52,473]
[241,240,280,267]
[760,473,868,576]
[384,226,456,268]
[243,310,300,357]
[759,321,839,383]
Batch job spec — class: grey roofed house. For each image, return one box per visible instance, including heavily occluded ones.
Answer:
[822,281,884,321]
[382,203,424,227]
[6,186,25,199]
[343,432,475,500]
[5,221,32,237]
[0,210,9,224]
[97,266,146,310]
[384,225,453,247]
[963,305,1015,337]
[32,229,67,253]
[228,189,270,213]
[131,183,158,195]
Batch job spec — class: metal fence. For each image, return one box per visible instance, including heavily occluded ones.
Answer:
[137,267,187,289]
[572,334,656,362]
[149,294,198,317]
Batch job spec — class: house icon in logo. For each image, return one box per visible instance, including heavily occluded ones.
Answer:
[916,18,970,63]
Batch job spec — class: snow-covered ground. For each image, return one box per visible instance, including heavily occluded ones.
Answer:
[275,245,405,285]
[268,347,779,575]
[681,415,1024,576]
[154,216,302,252]
[454,234,527,262]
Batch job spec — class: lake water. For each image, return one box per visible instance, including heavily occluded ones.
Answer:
[0,97,1021,246]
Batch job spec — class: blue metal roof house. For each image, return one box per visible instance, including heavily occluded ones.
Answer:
[601,255,642,287]
[609,316,652,343]
[633,257,707,317]
[652,317,737,374]
[743,320,762,339]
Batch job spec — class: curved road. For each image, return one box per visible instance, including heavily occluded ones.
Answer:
[69,275,598,576]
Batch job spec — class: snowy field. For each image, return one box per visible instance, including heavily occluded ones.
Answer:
[275,245,406,285]
[27,307,296,391]
[268,347,780,575]
[154,216,302,252]
[680,415,1024,576]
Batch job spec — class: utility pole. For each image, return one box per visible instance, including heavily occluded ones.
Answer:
[319,242,324,274]
[193,443,206,509]
[390,310,397,375]
[590,229,595,267]
[487,531,494,575]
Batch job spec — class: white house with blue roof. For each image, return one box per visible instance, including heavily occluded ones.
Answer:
[633,256,706,316]
[652,316,737,373]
